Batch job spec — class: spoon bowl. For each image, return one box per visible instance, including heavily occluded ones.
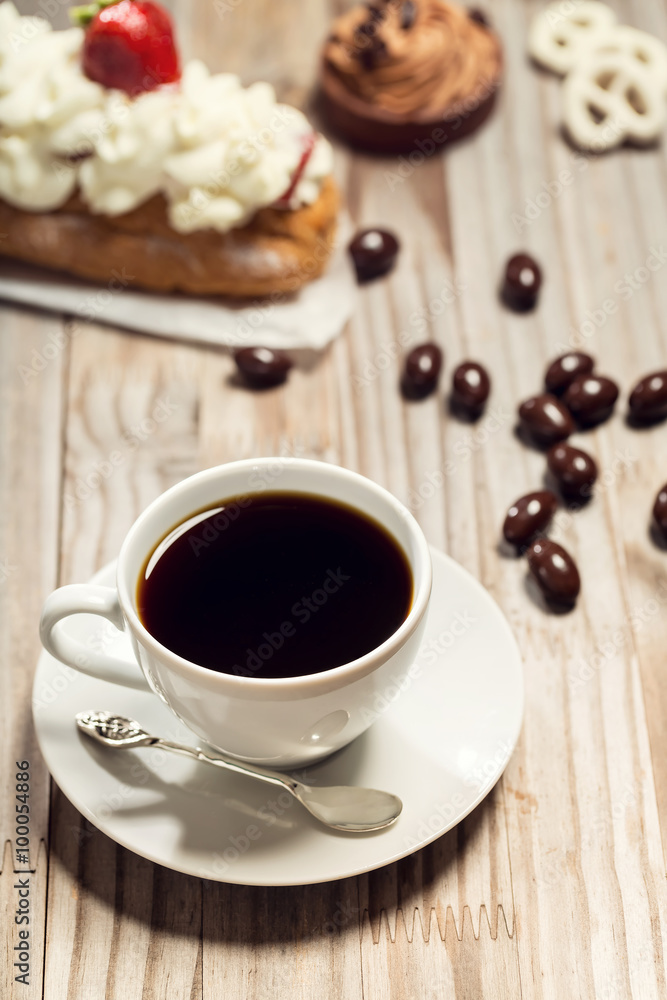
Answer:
[76,711,403,833]
[296,784,402,832]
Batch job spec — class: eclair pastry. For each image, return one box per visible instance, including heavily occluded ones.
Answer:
[320,0,503,154]
[0,1,338,297]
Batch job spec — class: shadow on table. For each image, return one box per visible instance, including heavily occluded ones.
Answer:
[49,774,498,947]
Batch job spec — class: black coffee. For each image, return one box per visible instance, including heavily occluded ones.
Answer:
[137,491,412,679]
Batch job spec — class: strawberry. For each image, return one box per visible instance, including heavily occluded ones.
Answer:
[73,0,180,96]
[275,132,316,207]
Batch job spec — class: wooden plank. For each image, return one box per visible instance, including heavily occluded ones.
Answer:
[0,304,67,1000]
[44,766,202,1000]
[42,326,204,1000]
[202,882,363,999]
[1,840,48,1000]
[361,907,521,999]
[0,306,65,854]
[616,0,667,854]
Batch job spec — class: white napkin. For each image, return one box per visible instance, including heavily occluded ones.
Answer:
[0,214,356,354]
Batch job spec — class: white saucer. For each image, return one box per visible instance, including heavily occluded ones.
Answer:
[32,549,523,886]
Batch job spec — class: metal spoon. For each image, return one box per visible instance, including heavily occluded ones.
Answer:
[76,711,402,833]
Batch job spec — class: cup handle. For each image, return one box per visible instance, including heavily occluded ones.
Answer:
[39,584,150,690]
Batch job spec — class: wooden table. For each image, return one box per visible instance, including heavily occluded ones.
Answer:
[2,0,667,995]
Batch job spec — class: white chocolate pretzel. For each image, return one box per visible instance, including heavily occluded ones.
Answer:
[528,1,618,75]
[563,51,666,150]
[588,25,667,95]
[528,2,667,151]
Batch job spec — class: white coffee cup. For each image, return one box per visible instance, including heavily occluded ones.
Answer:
[40,458,432,766]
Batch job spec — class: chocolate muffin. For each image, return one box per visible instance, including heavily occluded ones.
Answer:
[319,0,503,154]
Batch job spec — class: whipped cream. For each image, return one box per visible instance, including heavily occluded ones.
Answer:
[0,2,332,230]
